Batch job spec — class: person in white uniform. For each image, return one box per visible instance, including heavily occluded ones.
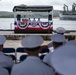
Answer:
[27,18,31,25]
[11,35,54,75]
[48,27,65,48]
[0,35,14,68]
[22,15,27,21]
[0,67,9,75]
[32,18,37,26]
[37,18,41,25]
[43,34,65,65]
[51,41,76,75]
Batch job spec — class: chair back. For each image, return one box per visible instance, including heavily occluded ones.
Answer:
[40,48,49,53]
[16,47,27,62]
[39,55,45,60]
[20,55,27,62]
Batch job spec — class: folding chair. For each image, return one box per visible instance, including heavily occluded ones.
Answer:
[20,55,27,62]
[39,48,49,59]
[3,48,15,53]
[16,47,25,53]
[39,55,45,60]
[16,47,27,63]
[2,48,16,63]
[40,48,49,53]
[10,55,16,61]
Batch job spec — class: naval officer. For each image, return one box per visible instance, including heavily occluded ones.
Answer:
[11,35,54,75]
[51,41,76,75]
[0,35,14,68]
[43,34,65,65]
[48,27,66,48]
[0,67,9,75]
[32,18,37,26]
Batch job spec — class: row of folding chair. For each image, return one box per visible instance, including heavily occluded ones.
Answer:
[2,47,50,63]
[16,47,49,53]
[16,47,49,62]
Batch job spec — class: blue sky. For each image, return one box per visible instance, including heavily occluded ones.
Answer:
[0,0,75,11]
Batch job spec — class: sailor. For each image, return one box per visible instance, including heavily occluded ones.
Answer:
[51,41,76,75]
[11,35,54,75]
[22,15,27,20]
[37,18,41,25]
[27,18,31,25]
[32,18,37,26]
[55,27,65,35]
[21,15,28,23]
[43,34,65,65]
[0,35,14,68]
[0,67,9,75]
[48,27,65,48]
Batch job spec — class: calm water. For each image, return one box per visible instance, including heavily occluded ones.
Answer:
[0,18,76,30]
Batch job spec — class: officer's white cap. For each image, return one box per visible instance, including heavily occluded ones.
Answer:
[51,44,76,75]
[0,35,6,45]
[51,34,65,43]
[21,35,44,48]
[56,27,65,34]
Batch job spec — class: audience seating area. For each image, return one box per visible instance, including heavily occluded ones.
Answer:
[2,47,50,63]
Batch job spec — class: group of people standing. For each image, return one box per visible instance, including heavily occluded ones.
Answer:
[0,27,76,75]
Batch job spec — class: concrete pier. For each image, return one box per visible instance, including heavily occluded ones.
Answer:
[0,30,76,40]
[2,33,76,41]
